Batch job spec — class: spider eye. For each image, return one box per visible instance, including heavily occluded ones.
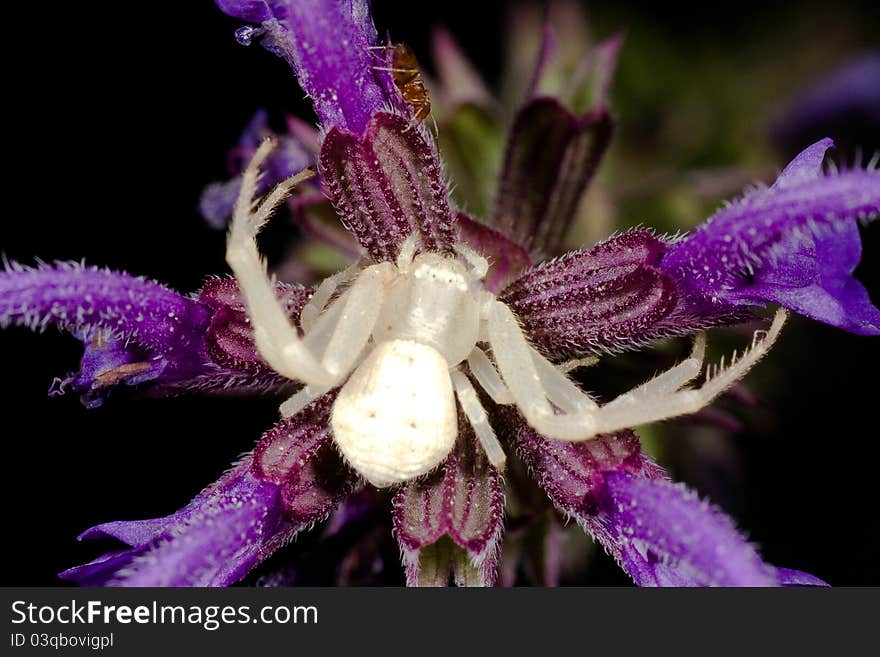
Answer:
[411,255,469,291]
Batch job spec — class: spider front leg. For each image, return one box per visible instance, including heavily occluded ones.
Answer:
[593,309,787,433]
[610,332,706,401]
[467,347,513,404]
[278,263,396,417]
[484,301,601,440]
[226,139,392,392]
[485,298,787,441]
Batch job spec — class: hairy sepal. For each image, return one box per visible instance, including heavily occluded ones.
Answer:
[252,390,357,523]
[319,112,457,262]
[393,419,504,587]
[493,98,613,257]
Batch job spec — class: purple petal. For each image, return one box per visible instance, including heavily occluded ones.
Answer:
[493,98,613,257]
[0,265,316,403]
[776,568,829,587]
[739,219,880,334]
[62,394,352,586]
[0,262,213,405]
[393,420,504,587]
[456,212,532,293]
[216,0,392,134]
[0,262,210,354]
[501,408,795,586]
[199,179,243,230]
[64,333,163,408]
[215,1,272,23]
[772,138,834,189]
[599,473,778,586]
[319,112,457,261]
[61,459,295,587]
[252,390,357,522]
[661,139,880,335]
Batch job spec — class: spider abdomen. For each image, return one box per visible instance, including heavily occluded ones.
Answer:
[330,338,458,487]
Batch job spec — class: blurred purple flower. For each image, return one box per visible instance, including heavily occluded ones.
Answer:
[771,53,880,156]
[199,110,317,229]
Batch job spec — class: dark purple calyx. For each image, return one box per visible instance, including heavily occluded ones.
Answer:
[199,276,310,376]
[500,229,677,358]
[393,418,504,586]
[456,212,532,293]
[493,99,613,258]
[319,112,457,262]
[503,406,662,516]
[253,390,357,523]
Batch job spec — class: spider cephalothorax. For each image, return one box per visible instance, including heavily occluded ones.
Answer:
[227,140,786,488]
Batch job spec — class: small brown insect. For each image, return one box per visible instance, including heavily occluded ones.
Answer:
[371,43,433,128]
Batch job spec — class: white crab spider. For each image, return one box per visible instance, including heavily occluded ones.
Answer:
[227,140,787,488]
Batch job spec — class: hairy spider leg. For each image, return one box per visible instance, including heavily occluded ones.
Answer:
[226,139,392,390]
[591,310,785,433]
[557,356,600,373]
[483,297,787,441]
[454,243,490,279]
[299,260,363,332]
[280,261,399,418]
[280,384,331,418]
[466,347,513,404]
[450,369,507,470]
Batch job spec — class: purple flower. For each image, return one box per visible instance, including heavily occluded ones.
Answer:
[61,442,352,586]
[661,138,880,335]
[6,1,875,587]
[216,0,396,134]
[60,460,289,586]
[0,264,311,406]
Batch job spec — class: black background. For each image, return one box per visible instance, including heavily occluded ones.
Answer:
[1,1,879,586]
